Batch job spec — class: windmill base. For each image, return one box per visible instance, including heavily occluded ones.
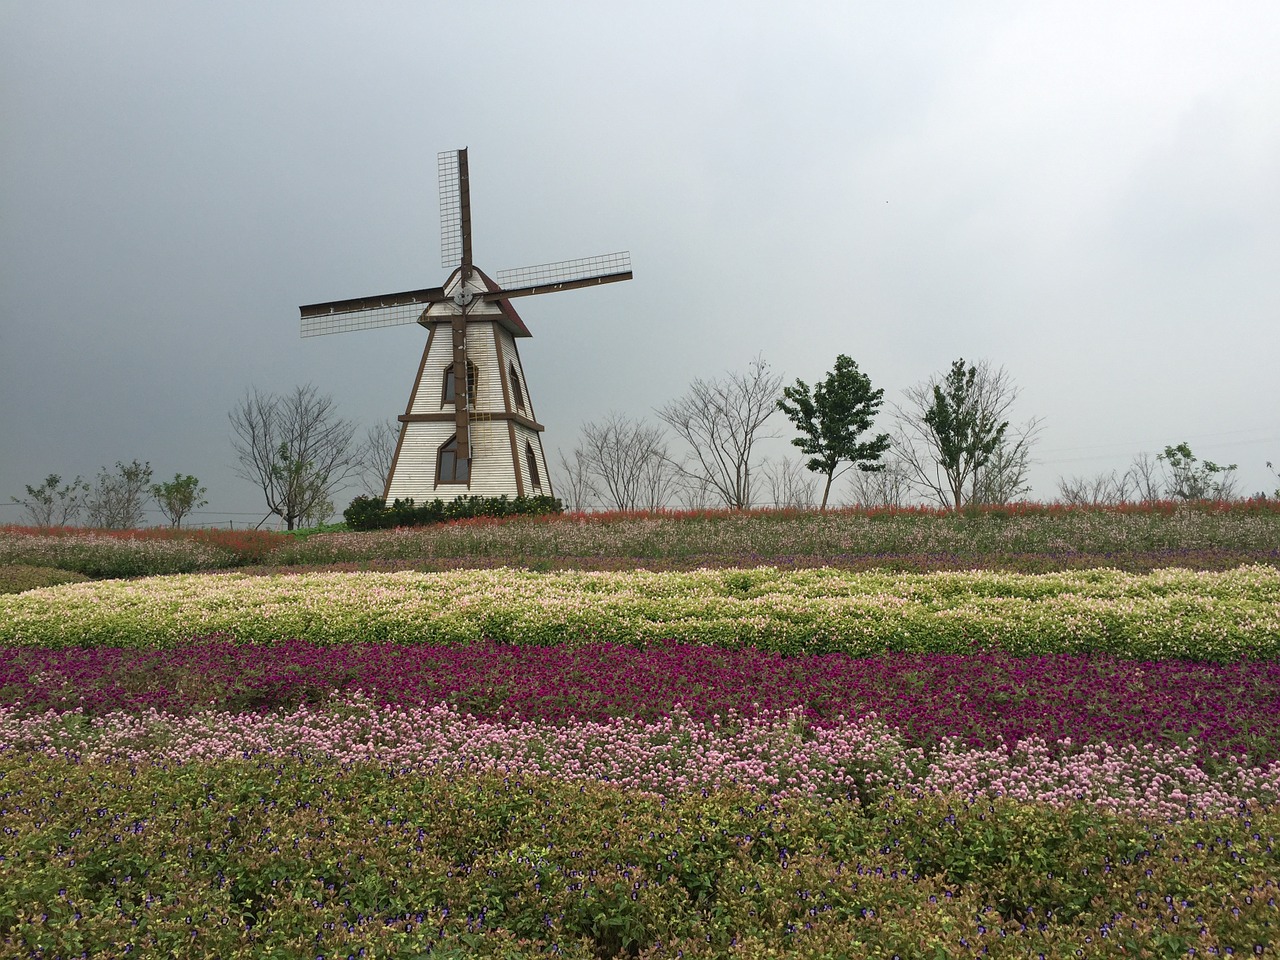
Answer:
[385,419,549,503]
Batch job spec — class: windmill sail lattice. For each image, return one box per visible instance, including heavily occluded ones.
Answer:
[299,148,632,504]
[437,150,465,269]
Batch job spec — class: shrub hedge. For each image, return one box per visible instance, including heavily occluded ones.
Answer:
[343,494,562,531]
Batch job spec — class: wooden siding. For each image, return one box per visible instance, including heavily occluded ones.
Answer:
[387,315,549,504]
[407,320,511,416]
[467,323,504,412]
[497,327,537,421]
[513,422,551,497]
[385,419,524,502]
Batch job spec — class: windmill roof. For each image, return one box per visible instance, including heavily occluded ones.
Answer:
[428,267,533,338]
[476,267,533,338]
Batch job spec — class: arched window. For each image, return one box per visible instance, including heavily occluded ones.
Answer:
[442,361,478,406]
[525,441,541,490]
[437,434,469,484]
[509,361,525,411]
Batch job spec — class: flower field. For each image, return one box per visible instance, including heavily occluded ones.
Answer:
[2,513,1279,956]
[4,565,1280,661]
[0,526,282,578]
[268,502,1280,570]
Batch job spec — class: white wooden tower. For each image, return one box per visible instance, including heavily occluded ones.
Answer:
[300,149,632,503]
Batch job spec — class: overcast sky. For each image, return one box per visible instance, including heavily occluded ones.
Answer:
[3,2,1278,525]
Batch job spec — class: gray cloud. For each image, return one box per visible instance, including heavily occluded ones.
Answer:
[3,1,1278,525]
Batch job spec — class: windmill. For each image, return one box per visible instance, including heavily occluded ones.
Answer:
[300,149,632,503]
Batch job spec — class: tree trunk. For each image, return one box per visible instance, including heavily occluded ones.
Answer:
[821,473,833,511]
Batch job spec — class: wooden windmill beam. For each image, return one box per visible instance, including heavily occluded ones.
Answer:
[458,149,472,273]
[481,270,633,301]
[451,313,470,465]
[300,286,446,319]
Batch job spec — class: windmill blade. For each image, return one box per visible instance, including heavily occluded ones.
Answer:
[438,149,472,270]
[490,252,632,300]
[299,286,445,338]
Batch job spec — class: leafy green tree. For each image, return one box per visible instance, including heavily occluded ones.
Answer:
[10,474,89,527]
[151,474,208,527]
[777,355,891,510]
[925,361,1008,511]
[895,359,1027,511]
[1159,443,1238,501]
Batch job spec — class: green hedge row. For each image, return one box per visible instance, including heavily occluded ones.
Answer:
[343,494,562,531]
[4,566,1279,660]
[2,755,1276,959]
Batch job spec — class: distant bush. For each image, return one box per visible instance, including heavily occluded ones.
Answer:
[277,521,350,538]
[0,564,92,593]
[0,526,285,578]
[344,494,563,531]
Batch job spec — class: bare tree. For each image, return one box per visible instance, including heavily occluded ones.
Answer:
[574,413,675,512]
[552,448,598,513]
[893,359,1040,510]
[361,420,401,497]
[229,384,363,530]
[11,474,89,528]
[1125,452,1164,503]
[1056,469,1134,507]
[673,472,717,511]
[759,457,817,509]
[846,454,913,509]
[971,422,1042,505]
[656,356,783,510]
[85,460,153,529]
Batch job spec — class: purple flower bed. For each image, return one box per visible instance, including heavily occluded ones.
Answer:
[5,637,1278,768]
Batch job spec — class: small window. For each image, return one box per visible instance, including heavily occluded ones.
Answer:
[509,361,525,411]
[438,434,469,484]
[525,441,541,489]
[442,361,478,406]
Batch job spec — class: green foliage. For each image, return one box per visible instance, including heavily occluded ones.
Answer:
[277,520,350,537]
[2,756,1277,958]
[344,494,564,531]
[1159,442,1238,501]
[150,473,208,527]
[0,564,91,593]
[778,354,891,510]
[9,474,90,527]
[924,360,1009,510]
